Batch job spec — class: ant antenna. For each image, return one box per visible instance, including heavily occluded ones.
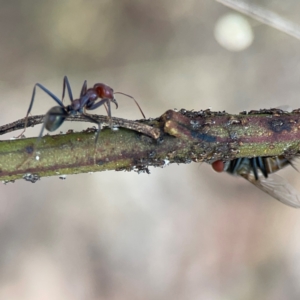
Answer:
[114,92,146,118]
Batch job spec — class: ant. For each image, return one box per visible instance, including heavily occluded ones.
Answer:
[20,76,146,143]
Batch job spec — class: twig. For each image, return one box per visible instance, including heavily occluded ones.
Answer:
[0,114,161,140]
[1,108,300,182]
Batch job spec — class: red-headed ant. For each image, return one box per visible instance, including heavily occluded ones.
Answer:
[20,76,146,142]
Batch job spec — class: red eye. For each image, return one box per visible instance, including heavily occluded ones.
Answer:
[212,160,225,172]
[94,83,114,99]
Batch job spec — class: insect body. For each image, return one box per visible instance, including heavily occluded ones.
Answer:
[20,76,145,142]
[212,157,300,208]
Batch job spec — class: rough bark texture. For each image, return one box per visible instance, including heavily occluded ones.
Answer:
[1,108,300,182]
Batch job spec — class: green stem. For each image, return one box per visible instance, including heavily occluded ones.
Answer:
[1,109,300,182]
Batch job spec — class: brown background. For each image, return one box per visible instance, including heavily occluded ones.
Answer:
[1,0,300,299]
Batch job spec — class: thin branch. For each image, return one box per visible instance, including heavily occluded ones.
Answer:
[0,114,161,140]
[216,0,300,40]
[1,108,300,182]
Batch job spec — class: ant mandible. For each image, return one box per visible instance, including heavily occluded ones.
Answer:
[20,76,146,142]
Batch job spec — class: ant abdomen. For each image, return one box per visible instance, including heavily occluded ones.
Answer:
[44,106,67,132]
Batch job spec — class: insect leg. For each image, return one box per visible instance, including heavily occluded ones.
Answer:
[18,83,64,137]
[61,76,74,103]
[257,157,268,178]
[250,158,259,180]
[82,113,102,143]
[227,157,242,174]
[80,80,87,97]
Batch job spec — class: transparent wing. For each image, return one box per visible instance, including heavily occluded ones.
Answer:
[240,173,300,208]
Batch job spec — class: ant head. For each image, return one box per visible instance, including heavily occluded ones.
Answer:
[94,83,114,100]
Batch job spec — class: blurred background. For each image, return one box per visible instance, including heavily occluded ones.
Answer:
[1,0,300,299]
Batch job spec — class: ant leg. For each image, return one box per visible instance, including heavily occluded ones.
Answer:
[81,113,102,164]
[80,80,87,97]
[91,99,112,124]
[94,123,102,144]
[92,120,102,144]
[114,92,146,118]
[84,101,109,116]
[107,100,112,118]
[29,84,64,114]
[86,98,118,128]
[61,76,74,104]
[85,97,120,130]
[103,99,117,115]
[19,121,46,168]
[105,100,114,128]
[86,98,118,113]
[18,83,64,137]
[82,113,102,143]
[36,123,46,144]
[104,103,109,115]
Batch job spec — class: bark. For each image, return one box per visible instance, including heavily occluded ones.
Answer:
[0,108,300,182]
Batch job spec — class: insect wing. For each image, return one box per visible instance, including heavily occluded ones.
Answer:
[240,173,300,208]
